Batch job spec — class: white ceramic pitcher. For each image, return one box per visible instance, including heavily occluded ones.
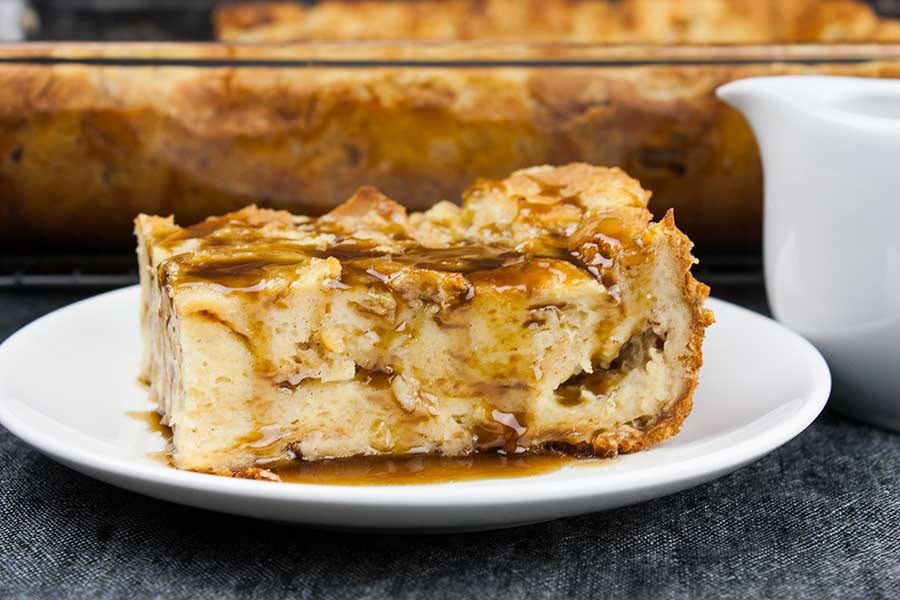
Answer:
[718,75,900,432]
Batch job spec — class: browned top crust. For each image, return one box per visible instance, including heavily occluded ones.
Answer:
[215,0,900,43]
[139,163,701,318]
[142,163,661,303]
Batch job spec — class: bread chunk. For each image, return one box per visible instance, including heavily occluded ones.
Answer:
[136,163,712,474]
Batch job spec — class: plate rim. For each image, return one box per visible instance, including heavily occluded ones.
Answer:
[0,286,831,509]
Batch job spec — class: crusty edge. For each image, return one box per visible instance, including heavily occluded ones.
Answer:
[536,210,709,459]
[612,210,713,456]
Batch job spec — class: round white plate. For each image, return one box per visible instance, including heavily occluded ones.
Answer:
[0,287,829,532]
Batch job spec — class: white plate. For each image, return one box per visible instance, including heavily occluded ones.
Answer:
[0,287,829,532]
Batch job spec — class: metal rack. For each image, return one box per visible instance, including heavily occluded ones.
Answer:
[0,253,138,288]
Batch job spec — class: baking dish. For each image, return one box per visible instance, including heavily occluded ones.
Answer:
[1,40,899,252]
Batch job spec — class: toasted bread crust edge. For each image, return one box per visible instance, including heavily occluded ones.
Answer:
[613,212,714,456]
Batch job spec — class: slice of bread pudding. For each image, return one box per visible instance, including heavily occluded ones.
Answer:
[135,163,712,476]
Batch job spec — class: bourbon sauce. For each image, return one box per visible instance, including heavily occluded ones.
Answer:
[127,411,602,485]
[139,180,644,486]
[274,453,583,486]
[126,410,173,466]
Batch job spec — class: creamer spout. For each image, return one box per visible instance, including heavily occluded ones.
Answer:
[715,78,764,114]
[715,77,801,127]
[719,75,900,148]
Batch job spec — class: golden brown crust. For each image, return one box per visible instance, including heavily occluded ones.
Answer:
[527,208,711,460]
[215,0,900,43]
[608,210,714,456]
[5,52,900,252]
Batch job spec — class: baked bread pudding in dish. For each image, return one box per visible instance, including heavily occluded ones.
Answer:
[216,0,900,43]
[136,164,712,477]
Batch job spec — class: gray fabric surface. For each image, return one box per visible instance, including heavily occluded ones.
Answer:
[0,286,898,599]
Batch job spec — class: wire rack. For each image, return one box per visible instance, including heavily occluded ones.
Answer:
[0,253,137,288]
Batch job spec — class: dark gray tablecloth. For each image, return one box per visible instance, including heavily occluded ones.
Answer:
[0,286,897,599]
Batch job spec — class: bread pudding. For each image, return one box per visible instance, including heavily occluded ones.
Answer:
[136,164,712,477]
[215,0,900,43]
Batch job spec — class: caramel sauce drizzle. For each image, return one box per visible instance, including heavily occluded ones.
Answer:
[473,409,530,453]
[171,243,547,291]
[554,369,624,406]
[127,410,173,465]
[127,410,596,485]
[146,193,653,481]
[156,189,640,297]
[274,453,581,486]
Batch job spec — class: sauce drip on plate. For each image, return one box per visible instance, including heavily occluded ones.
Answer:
[127,411,608,485]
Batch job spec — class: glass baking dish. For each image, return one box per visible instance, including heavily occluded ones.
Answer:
[1,40,899,258]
